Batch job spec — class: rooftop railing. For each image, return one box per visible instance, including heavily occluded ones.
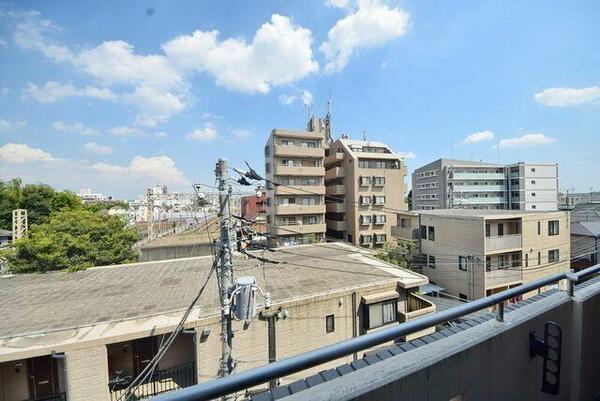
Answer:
[152,264,600,401]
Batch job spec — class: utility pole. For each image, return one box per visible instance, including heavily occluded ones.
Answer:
[259,311,278,389]
[216,159,235,395]
[146,188,154,241]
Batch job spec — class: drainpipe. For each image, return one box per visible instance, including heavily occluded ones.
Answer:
[351,292,357,361]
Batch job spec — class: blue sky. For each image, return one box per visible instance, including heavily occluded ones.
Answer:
[0,0,598,198]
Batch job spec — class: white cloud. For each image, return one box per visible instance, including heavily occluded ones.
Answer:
[154,131,168,139]
[84,142,113,155]
[24,81,115,103]
[0,36,7,48]
[163,14,318,93]
[187,123,218,142]
[52,121,98,136]
[110,126,147,138]
[0,143,55,164]
[279,88,313,107]
[398,151,416,159]
[462,130,495,144]
[534,86,600,107]
[231,128,252,141]
[0,118,26,132]
[0,87,10,96]
[91,156,191,186]
[320,0,410,72]
[498,133,556,149]
[326,0,352,8]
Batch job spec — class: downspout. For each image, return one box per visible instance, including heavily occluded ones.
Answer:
[352,291,357,361]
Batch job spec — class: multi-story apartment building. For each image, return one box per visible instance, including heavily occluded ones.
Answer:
[324,136,408,247]
[393,209,570,300]
[264,117,330,245]
[412,159,558,211]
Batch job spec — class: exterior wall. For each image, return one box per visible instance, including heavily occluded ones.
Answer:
[571,235,598,264]
[412,160,444,210]
[241,193,267,221]
[65,346,110,401]
[195,282,413,385]
[419,215,487,299]
[508,163,559,211]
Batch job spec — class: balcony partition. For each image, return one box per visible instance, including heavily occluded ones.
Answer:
[109,363,196,401]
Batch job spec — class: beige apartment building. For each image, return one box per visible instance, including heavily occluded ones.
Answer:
[0,243,433,401]
[324,136,408,247]
[264,117,331,246]
[393,209,570,300]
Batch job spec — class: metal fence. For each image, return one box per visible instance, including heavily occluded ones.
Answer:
[151,264,600,401]
[110,363,196,400]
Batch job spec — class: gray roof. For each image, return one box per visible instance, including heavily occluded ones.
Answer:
[0,229,11,237]
[571,221,600,237]
[416,209,563,219]
[0,243,426,339]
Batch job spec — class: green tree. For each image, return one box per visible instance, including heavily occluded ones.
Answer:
[9,208,139,273]
[0,178,23,229]
[375,239,415,269]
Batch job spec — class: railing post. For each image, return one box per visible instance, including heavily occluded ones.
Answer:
[566,270,577,297]
[496,301,505,322]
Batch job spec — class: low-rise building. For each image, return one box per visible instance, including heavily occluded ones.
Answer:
[0,229,12,246]
[392,209,570,300]
[0,242,433,401]
[570,221,600,270]
[324,136,408,247]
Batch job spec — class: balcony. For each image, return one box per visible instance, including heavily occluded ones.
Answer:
[462,196,507,204]
[327,220,346,231]
[451,173,505,180]
[274,145,324,158]
[275,204,325,215]
[486,268,523,289]
[109,363,197,400]
[326,202,346,213]
[398,293,436,341]
[273,128,323,139]
[274,185,325,196]
[452,185,507,192]
[325,167,345,180]
[326,184,346,195]
[275,222,326,235]
[324,152,344,165]
[275,165,325,176]
[485,234,522,252]
[391,226,419,241]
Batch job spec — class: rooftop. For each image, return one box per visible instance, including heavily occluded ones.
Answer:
[417,209,565,220]
[571,221,600,236]
[0,229,12,236]
[0,242,426,340]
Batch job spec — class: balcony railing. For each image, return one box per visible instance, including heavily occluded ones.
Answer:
[29,393,67,401]
[485,234,522,252]
[109,363,196,400]
[486,267,524,288]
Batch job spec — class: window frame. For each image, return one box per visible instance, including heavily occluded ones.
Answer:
[363,299,397,330]
[428,226,435,241]
[459,256,468,271]
[548,249,559,263]
[548,220,560,236]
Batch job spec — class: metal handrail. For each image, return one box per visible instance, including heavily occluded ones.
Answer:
[152,264,600,401]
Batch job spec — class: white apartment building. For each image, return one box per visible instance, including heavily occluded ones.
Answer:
[412,159,558,211]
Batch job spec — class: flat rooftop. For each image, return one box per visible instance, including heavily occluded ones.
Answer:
[417,209,565,219]
[0,242,427,340]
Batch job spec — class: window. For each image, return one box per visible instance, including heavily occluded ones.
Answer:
[375,234,387,243]
[302,141,317,148]
[360,234,373,245]
[459,256,468,271]
[302,197,317,205]
[537,221,541,235]
[364,300,397,329]
[548,249,559,262]
[497,223,504,236]
[548,220,559,236]
[531,168,536,172]
[428,255,436,269]
[459,293,468,301]
[401,218,407,228]
[511,253,520,268]
[281,139,294,145]
[326,315,335,333]
[303,216,318,225]
[531,180,536,184]
[525,254,529,267]
[373,196,386,205]
[281,197,295,205]
[265,163,271,173]
[372,177,385,186]
[360,196,372,205]
[420,225,427,240]
[282,217,297,225]
[486,256,491,271]
[428,226,435,241]
[373,215,386,224]
[360,215,372,225]
[531,192,536,197]
[360,176,371,186]
[264,145,270,156]
[485,224,490,237]
[532,205,536,209]
[538,252,541,265]
[498,255,508,269]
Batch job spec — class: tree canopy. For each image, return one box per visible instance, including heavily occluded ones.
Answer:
[375,239,415,269]
[8,208,139,273]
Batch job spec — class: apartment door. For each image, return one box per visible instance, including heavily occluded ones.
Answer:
[27,355,59,398]
[133,337,157,376]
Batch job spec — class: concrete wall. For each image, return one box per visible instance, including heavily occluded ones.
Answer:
[65,346,110,401]
[283,280,600,401]
[139,243,213,262]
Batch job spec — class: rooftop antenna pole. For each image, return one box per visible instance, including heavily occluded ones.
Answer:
[363,130,367,141]
[215,159,235,400]
[325,92,332,143]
